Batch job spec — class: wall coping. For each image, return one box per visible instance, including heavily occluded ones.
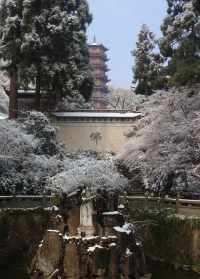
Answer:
[51,110,141,122]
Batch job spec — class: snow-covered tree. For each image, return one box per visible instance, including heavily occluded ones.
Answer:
[160,0,200,85]
[132,24,164,95]
[0,112,63,194]
[117,85,200,198]
[49,152,129,195]
[108,86,147,111]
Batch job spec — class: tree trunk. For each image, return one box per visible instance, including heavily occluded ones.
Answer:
[35,69,41,110]
[9,67,18,119]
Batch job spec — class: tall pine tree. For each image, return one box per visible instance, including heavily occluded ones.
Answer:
[132,24,164,95]
[0,0,93,115]
[20,0,93,108]
[160,0,200,85]
[0,0,23,118]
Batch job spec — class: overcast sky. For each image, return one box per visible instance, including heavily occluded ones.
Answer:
[87,0,167,89]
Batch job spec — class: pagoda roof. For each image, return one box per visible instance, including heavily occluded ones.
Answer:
[88,42,109,51]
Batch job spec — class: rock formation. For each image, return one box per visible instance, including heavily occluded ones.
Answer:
[29,191,147,279]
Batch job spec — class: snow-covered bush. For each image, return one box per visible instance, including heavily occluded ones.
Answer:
[49,152,129,195]
[117,86,200,198]
[0,112,63,195]
[0,111,129,196]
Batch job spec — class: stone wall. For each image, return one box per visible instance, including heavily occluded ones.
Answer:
[53,121,136,153]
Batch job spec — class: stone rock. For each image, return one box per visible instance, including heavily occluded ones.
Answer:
[67,207,80,236]
[88,246,109,277]
[29,192,146,279]
[30,230,146,279]
[108,245,120,278]
[31,230,62,278]
[121,252,136,278]
[102,211,124,236]
[63,242,80,279]
[48,214,65,234]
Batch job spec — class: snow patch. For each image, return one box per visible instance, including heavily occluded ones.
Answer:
[102,211,122,216]
[126,248,133,256]
[109,242,117,247]
[47,229,60,233]
[114,223,135,235]
[87,244,103,252]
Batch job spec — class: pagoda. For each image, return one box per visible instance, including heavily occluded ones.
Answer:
[88,38,110,109]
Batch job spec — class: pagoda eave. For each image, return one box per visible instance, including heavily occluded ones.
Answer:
[88,39,110,109]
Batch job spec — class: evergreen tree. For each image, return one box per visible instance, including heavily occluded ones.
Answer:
[0,0,23,118]
[65,0,93,101]
[160,0,200,85]
[21,0,93,108]
[0,0,93,115]
[21,0,51,109]
[132,24,164,95]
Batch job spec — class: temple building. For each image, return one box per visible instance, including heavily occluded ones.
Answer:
[88,39,110,109]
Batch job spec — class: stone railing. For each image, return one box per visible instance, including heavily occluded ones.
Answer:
[0,195,56,209]
[119,195,200,217]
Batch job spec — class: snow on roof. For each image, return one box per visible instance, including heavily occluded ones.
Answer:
[51,111,141,119]
[89,42,100,46]
[88,42,109,51]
